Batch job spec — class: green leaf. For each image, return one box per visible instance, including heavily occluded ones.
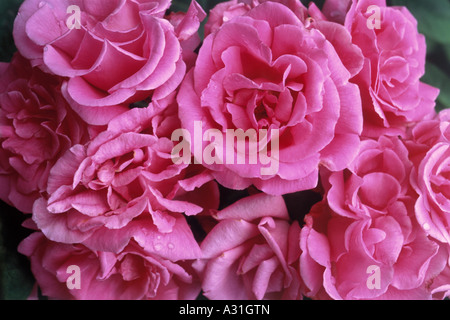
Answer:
[426,37,439,56]
[422,62,450,111]
[0,0,24,62]
[171,0,190,12]
[444,44,450,62]
[392,0,450,44]
[0,203,34,300]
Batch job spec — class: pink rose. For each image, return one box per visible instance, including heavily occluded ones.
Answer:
[0,53,92,214]
[326,135,413,219]
[425,246,450,300]
[194,193,302,300]
[409,110,450,245]
[19,230,202,300]
[405,110,450,162]
[177,1,364,195]
[33,97,219,253]
[166,1,207,69]
[343,0,440,137]
[321,0,351,24]
[204,0,308,36]
[300,135,445,299]
[13,0,205,125]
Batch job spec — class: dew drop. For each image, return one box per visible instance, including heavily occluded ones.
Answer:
[154,243,162,251]
[168,243,174,250]
[423,223,431,231]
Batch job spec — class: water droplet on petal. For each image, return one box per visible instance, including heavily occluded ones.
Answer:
[423,223,431,231]
[154,243,162,251]
[168,243,174,250]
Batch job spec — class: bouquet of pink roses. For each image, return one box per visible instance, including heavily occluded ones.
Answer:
[1,0,449,300]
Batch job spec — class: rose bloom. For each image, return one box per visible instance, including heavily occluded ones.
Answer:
[19,228,202,300]
[407,110,450,245]
[340,0,440,137]
[178,1,364,195]
[319,0,351,24]
[194,193,302,300]
[204,0,308,36]
[300,135,448,299]
[0,53,91,214]
[33,97,219,253]
[13,0,205,125]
